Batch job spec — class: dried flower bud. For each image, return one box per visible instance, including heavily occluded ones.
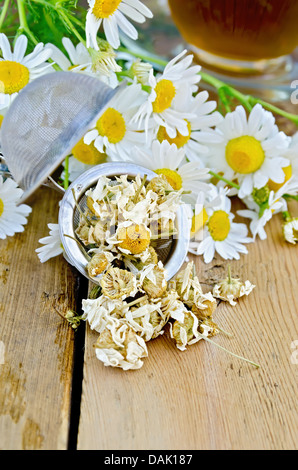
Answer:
[87,251,110,278]
[94,318,148,370]
[141,262,167,299]
[100,267,138,300]
[282,217,298,245]
[116,223,151,255]
[213,268,255,306]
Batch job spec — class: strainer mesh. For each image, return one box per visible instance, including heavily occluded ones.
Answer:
[1,72,119,200]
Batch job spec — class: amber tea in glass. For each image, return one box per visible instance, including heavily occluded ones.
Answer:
[168,0,298,75]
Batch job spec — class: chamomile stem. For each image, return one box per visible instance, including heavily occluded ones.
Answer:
[283,193,298,201]
[58,7,86,45]
[16,0,39,45]
[133,174,147,203]
[282,211,291,222]
[0,0,10,31]
[198,333,260,368]
[118,44,298,125]
[64,155,69,190]
[209,171,240,190]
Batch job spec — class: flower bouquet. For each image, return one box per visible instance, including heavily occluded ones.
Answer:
[0,0,297,370]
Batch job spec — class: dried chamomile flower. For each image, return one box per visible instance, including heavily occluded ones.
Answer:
[172,261,217,312]
[146,174,173,198]
[170,309,219,352]
[88,220,107,245]
[130,246,158,271]
[75,221,90,246]
[124,301,164,341]
[87,251,112,278]
[100,267,138,300]
[81,296,128,333]
[200,317,219,338]
[212,267,255,306]
[141,262,167,299]
[191,298,217,321]
[116,222,151,255]
[94,318,148,371]
[170,310,200,351]
[282,217,298,245]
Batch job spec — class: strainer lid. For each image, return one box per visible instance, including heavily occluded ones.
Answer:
[1,71,122,203]
[58,162,190,283]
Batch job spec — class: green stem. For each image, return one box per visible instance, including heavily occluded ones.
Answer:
[117,45,298,125]
[283,194,298,201]
[0,0,11,31]
[64,155,69,190]
[117,46,168,68]
[58,8,86,45]
[209,171,240,190]
[218,87,231,113]
[282,211,292,222]
[16,0,39,45]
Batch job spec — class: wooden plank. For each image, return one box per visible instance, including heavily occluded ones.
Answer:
[77,204,298,450]
[0,187,82,450]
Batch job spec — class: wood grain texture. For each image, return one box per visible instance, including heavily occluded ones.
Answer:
[0,187,80,450]
[77,204,298,450]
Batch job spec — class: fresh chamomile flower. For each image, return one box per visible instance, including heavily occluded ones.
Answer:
[0,176,32,239]
[268,131,298,192]
[238,177,298,240]
[83,81,148,160]
[203,104,291,199]
[0,33,53,110]
[125,140,211,201]
[156,90,223,165]
[188,185,252,263]
[35,223,64,263]
[46,37,121,81]
[85,0,153,51]
[62,137,107,182]
[132,50,202,139]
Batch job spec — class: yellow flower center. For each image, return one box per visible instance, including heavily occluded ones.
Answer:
[155,168,183,190]
[225,135,265,174]
[190,208,208,236]
[207,210,231,241]
[96,107,126,144]
[117,223,150,254]
[0,198,4,217]
[0,115,3,127]
[152,79,176,113]
[268,165,292,192]
[92,0,121,18]
[0,61,30,95]
[72,138,106,165]
[157,120,191,148]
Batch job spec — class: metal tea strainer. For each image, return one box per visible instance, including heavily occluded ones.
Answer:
[1,71,190,281]
[59,162,190,283]
[0,71,122,203]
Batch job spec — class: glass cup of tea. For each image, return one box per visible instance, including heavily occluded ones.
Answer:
[167,0,298,98]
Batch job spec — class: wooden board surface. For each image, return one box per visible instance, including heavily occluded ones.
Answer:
[0,188,84,450]
[76,203,298,450]
[1,0,298,450]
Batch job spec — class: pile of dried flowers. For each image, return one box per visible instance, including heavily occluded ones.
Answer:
[62,173,258,370]
[0,0,296,370]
